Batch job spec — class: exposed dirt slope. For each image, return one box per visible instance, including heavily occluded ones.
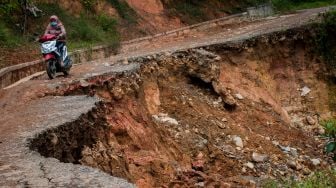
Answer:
[30,29,334,187]
[1,7,335,188]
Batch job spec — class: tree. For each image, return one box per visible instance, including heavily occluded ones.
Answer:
[0,0,41,34]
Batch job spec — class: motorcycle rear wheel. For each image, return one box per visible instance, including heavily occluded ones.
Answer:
[46,59,57,79]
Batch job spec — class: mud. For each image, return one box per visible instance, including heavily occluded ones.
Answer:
[29,28,335,187]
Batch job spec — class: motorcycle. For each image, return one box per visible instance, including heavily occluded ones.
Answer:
[39,34,72,79]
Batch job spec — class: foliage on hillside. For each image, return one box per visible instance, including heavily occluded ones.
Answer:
[107,0,137,24]
[315,10,336,69]
[0,21,21,47]
[262,170,336,188]
[272,0,336,11]
[0,1,120,49]
[1,0,336,68]
[162,0,268,24]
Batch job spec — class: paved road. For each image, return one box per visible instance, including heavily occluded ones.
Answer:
[0,6,334,187]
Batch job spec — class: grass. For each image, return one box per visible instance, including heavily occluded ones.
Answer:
[0,2,120,67]
[0,21,21,47]
[36,3,119,48]
[0,3,120,51]
[262,170,336,188]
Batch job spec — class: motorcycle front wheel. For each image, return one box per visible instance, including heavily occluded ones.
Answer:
[46,59,57,79]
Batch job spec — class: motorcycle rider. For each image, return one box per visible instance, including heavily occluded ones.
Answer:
[44,15,66,67]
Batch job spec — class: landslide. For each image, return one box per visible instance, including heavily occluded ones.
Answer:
[30,27,336,187]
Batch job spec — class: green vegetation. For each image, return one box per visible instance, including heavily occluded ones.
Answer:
[96,14,118,32]
[36,3,119,49]
[328,82,336,111]
[315,10,336,69]
[262,119,336,188]
[0,2,119,50]
[107,0,137,24]
[0,21,21,47]
[262,170,336,188]
[81,0,97,11]
[174,1,206,23]
[164,0,335,24]
[311,10,336,110]
[272,0,336,12]
[0,1,19,16]
[321,118,336,160]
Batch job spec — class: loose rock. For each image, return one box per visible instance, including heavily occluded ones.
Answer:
[232,136,244,148]
[306,116,316,125]
[311,159,320,166]
[287,160,299,170]
[195,182,205,187]
[301,86,311,96]
[153,113,179,126]
[192,152,205,171]
[252,152,269,162]
[235,93,244,100]
[79,79,90,87]
[272,141,280,146]
[318,126,325,135]
[217,123,226,129]
[303,167,311,175]
[123,58,129,65]
[245,162,254,169]
[224,95,237,107]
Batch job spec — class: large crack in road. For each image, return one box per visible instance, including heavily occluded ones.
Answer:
[1,6,336,187]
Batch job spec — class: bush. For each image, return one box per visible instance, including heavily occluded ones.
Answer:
[272,0,293,11]
[96,14,117,32]
[80,0,97,11]
[70,16,102,42]
[321,119,336,160]
[272,0,336,11]
[262,170,336,188]
[315,10,336,69]
[107,0,137,24]
[0,21,20,47]
[175,1,205,23]
[36,3,120,48]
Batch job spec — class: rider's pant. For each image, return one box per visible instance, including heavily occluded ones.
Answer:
[56,41,65,61]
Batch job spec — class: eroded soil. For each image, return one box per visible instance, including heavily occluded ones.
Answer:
[29,29,335,187]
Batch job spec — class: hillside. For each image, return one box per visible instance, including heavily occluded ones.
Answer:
[1,7,336,187]
[0,0,335,68]
[0,0,210,67]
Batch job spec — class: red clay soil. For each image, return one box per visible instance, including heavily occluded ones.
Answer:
[0,45,40,69]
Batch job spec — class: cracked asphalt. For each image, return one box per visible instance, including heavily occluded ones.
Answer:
[0,6,334,187]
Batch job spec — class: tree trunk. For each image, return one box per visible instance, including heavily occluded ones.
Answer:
[18,0,28,34]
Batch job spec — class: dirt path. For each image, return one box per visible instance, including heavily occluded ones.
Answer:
[0,6,334,187]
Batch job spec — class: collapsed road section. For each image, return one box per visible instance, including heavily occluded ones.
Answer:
[0,26,331,187]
